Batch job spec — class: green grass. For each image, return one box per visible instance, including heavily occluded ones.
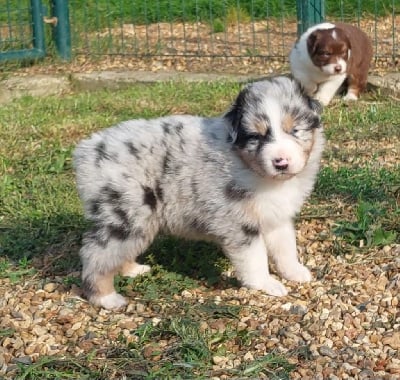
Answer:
[1,0,396,26]
[1,81,399,379]
[68,0,397,27]
[333,200,397,247]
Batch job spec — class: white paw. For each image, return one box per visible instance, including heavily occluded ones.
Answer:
[247,276,288,297]
[97,292,127,310]
[123,264,151,278]
[280,263,312,283]
[315,96,331,106]
[343,92,358,101]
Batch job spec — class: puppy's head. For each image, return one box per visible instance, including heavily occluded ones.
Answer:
[307,27,351,75]
[224,77,323,180]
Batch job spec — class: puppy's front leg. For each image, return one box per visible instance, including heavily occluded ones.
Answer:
[224,236,288,296]
[263,222,312,283]
[315,74,346,105]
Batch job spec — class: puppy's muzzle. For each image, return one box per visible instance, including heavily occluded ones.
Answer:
[334,64,342,73]
[273,158,289,171]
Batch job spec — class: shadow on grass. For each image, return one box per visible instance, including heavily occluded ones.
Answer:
[0,213,227,285]
[0,213,84,276]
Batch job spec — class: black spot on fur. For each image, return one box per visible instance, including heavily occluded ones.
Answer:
[162,121,172,134]
[191,179,199,199]
[143,186,157,211]
[90,199,101,216]
[163,121,184,135]
[224,181,253,201]
[114,206,130,225]
[101,185,122,203]
[95,141,110,166]
[175,122,184,134]
[108,224,130,241]
[84,225,108,248]
[241,224,259,237]
[124,141,140,158]
[155,181,164,202]
[189,217,210,234]
[162,152,171,173]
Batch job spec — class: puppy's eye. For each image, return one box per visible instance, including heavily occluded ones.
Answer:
[247,134,260,141]
[319,51,331,57]
[241,134,259,147]
[291,128,300,136]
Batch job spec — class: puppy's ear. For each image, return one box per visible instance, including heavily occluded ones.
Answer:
[294,78,323,115]
[224,87,247,143]
[307,96,323,115]
[307,31,320,55]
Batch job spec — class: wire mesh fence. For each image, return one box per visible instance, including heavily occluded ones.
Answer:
[68,0,398,69]
[0,0,32,52]
[1,0,398,71]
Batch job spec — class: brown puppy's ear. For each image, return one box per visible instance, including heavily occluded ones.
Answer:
[307,31,320,55]
[334,27,352,59]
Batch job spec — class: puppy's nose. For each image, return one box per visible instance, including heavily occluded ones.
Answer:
[334,64,342,73]
[273,158,289,171]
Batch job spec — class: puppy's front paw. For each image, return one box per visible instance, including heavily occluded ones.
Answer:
[280,263,312,283]
[96,292,127,310]
[254,277,288,297]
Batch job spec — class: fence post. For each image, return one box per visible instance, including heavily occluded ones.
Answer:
[50,0,71,60]
[296,0,325,36]
[31,0,46,56]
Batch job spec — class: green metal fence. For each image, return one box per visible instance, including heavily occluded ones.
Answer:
[0,0,46,61]
[68,0,398,67]
[0,0,70,62]
[1,1,398,69]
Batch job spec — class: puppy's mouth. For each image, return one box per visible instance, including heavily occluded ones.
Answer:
[271,171,296,180]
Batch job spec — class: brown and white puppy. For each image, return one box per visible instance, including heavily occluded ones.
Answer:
[289,22,373,105]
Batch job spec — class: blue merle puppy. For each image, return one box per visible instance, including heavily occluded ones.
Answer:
[73,76,324,309]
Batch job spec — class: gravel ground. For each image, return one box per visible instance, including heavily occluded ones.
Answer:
[1,238,399,378]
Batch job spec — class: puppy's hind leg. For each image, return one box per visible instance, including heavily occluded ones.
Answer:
[343,73,367,102]
[80,225,154,309]
[80,237,127,310]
